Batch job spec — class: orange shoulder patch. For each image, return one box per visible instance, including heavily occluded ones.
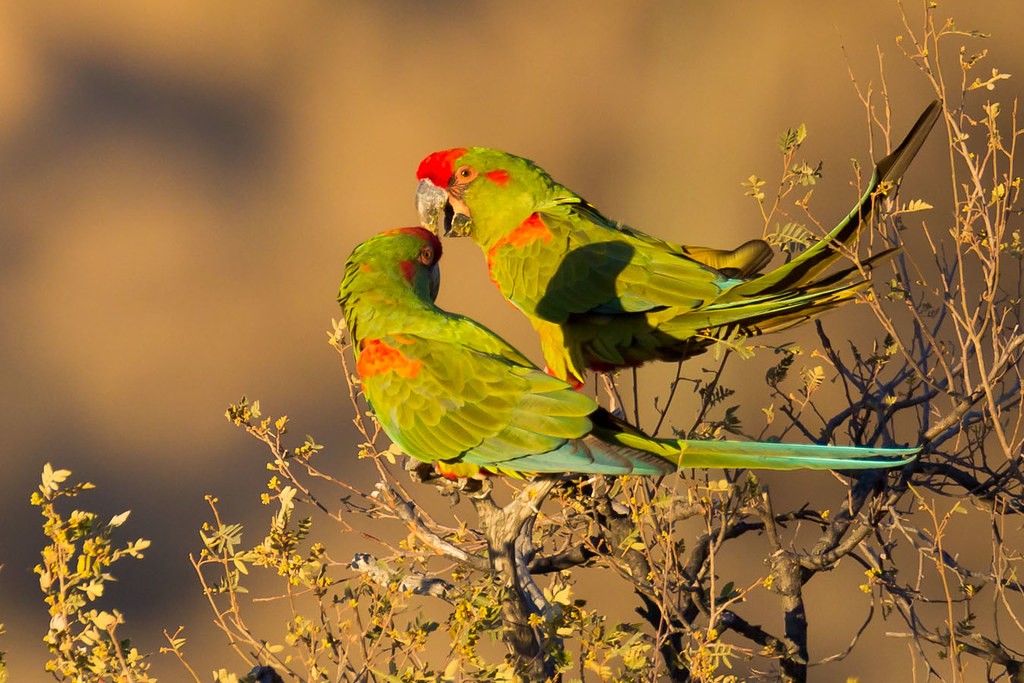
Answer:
[486,213,554,279]
[501,213,553,249]
[357,338,421,379]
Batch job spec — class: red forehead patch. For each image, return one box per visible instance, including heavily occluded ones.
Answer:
[416,148,468,187]
[383,227,443,260]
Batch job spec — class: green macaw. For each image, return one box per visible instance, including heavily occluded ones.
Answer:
[415,101,942,385]
[338,227,918,478]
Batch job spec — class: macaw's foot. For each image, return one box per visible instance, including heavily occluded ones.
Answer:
[405,458,492,497]
[598,372,627,419]
[406,460,439,483]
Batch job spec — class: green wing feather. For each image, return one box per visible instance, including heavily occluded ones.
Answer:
[360,326,595,469]
[529,204,742,318]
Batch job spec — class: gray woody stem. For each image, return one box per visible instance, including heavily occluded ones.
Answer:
[474,478,560,682]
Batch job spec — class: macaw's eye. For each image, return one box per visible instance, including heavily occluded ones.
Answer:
[454,165,478,183]
[418,245,435,265]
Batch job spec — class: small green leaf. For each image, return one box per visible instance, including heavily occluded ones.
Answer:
[778,123,808,154]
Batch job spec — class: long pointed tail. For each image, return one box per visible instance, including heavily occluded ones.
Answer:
[672,439,919,471]
[732,100,942,297]
[592,411,920,474]
[653,102,943,348]
[687,246,898,336]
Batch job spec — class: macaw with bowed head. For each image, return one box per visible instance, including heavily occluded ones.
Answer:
[338,228,918,478]
[415,101,942,385]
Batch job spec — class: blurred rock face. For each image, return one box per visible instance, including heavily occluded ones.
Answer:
[0,1,1021,679]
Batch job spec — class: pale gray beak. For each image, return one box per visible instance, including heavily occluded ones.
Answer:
[416,178,472,237]
[416,179,449,235]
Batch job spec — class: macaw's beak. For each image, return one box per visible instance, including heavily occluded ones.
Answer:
[415,179,472,238]
[427,262,441,302]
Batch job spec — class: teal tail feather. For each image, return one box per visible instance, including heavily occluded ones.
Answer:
[489,430,919,476]
[671,439,919,471]
[587,410,920,475]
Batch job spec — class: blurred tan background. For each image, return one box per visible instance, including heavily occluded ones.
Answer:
[1,1,1021,679]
